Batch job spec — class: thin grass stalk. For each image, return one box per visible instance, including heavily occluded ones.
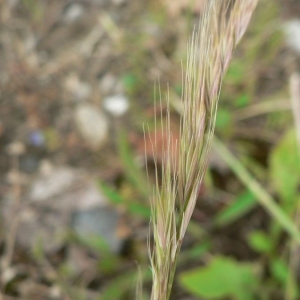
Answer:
[213,137,300,245]
[285,72,300,300]
[146,1,258,299]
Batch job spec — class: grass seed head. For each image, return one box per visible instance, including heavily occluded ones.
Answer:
[147,1,258,299]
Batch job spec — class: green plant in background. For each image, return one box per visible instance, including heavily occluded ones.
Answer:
[94,1,299,299]
[179,256,259,300]
[99,130,151,220]
[183,1,300,298]
[145,1,258,299]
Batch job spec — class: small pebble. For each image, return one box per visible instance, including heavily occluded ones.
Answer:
[103,94,129,117]
[6,142,25,156]
[20,154,40,173]
[0,267,17,285]
[284,20,300,55]
[63,3,85,23]
[74,104,109,149]
[71,207,123,253]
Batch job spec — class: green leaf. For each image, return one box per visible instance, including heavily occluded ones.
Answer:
[215,190,256,226]
[100,270,137,300]
[75,234,119,273]
[179,256,258,300]
[214,137,300,245]
[247,231,273,254]
[179,241,211,264]
[118,130,149,198]
[271,258,299,300]
[128,202,151,218]
[270,258,289,285]
[100,267,152,300]
[269,129,300,207]
[98,181,124,205]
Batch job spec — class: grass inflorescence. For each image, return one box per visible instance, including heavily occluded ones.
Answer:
[145,1,259,299]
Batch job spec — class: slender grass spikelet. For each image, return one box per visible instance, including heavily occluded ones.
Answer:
[146,1,258,299]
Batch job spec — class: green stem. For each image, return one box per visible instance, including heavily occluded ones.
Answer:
[165,243,182,300]
[213,137,300,245]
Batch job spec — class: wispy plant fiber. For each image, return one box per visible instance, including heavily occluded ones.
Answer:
[146,1,258,299]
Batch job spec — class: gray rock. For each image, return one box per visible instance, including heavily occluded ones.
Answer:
[71,207,122,253]
[29,166,108,209]
[74,104,109,149]
[20,154,40,173]
[3,166,110,253]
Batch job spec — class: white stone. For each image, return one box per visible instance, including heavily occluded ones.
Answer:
[103,94,129,117]
[63,3,84,23]
[284,20,300,55]
[75,104,108,148]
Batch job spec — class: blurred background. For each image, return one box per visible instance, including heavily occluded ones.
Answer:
[1,0,300,299]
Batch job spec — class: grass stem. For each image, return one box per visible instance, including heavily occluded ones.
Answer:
[213,137,300,245]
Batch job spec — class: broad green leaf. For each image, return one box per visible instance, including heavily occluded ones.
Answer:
[179,256,258,300]
[215,190,256,226]
[269,129,300,207]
